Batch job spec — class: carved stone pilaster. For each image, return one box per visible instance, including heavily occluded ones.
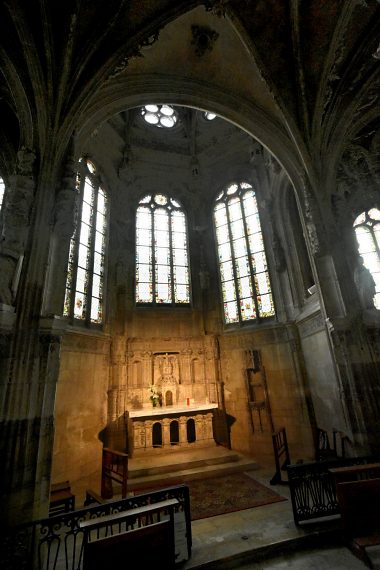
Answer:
[43,149,78,316]
[301,179,324,256]
[0,147,36,305]
[53,154,78,238]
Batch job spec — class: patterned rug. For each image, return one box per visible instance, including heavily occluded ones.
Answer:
[184,471,287,520]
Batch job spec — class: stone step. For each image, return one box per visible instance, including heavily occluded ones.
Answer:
[127,447,259,492]
[129,448,242,479]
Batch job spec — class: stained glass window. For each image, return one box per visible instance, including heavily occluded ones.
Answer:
[214,181,275,324]
[354,208,380,309]
[136,194,190,305]
[63,158,109,324]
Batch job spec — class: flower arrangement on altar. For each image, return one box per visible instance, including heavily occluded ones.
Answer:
[149,385,160,407]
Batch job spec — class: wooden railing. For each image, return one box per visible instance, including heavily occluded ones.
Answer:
[0,484,191,570]
[287,454,380,525]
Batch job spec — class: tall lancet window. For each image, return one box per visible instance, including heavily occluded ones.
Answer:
[354,208,380,309]
[64,158,109,324]
[136,193,190,305]
[214,181,275,324]
[0,176,5,211]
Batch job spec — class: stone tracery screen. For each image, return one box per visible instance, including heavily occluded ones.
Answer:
[214,181,275,324]
[135,193,190,305]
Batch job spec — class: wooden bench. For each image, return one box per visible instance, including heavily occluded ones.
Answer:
[334,472,380,568]
[80,498,178,570]
[49,480,75,516]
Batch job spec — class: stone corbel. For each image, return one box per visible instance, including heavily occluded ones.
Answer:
[191,25,219,57]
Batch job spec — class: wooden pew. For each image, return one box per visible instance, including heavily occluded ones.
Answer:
[80,498,178,570]
[333,466,380,568]
[49,480,75,516]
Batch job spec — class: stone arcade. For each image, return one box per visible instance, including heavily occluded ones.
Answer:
[0,1,380,534]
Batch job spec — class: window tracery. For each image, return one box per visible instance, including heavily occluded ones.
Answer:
[136,193,190,305]
[141,105,178,128]
[63,158,109,324]
[214,181,275,324]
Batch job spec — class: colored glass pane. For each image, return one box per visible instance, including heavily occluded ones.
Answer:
[218,242,232,263]
[240,297,256,320]
[233,237,247,258]
[231,219,244,240]
[235,256,250,278]
[222,280,236,302]
[220,261,234,282]
[80,223,90,246]
[173,248,187,265]
[137,227,151,245]
[228,198,242,221]
[224,301,239,323]
[136,282,152,303]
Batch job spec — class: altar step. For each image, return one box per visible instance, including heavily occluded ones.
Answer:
[128,446,259,492]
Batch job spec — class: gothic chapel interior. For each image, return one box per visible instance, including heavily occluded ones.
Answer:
[0,0,380,529]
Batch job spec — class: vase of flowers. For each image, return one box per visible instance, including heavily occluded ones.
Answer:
[149,385,159,407]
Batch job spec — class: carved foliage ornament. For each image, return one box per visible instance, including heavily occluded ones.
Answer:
[205,0,229,17]
[108,31,160,79]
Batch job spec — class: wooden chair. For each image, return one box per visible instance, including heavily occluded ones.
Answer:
[101,447,128,499]
[270,426,290,485]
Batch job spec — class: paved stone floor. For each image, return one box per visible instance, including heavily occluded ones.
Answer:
[181,465,372,569]
[231,545,369,569]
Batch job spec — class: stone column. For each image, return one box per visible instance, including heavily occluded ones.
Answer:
[194,415,204,444]
[162,418,171,447]
[42,150,77,316]
[133,421,145,451]
[145,420,154,449]
[204,413,215,444]
[107,336,127,451]
[179,416,188,445]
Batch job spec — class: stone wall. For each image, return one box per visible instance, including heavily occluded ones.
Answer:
[51,331,110,505]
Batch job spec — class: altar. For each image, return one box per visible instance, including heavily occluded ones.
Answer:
[130,403,218,454]
[124,347,220,455]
